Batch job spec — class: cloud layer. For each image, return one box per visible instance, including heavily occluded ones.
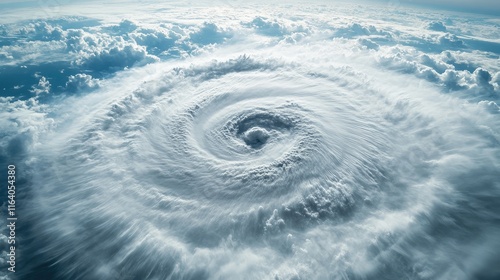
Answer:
[0,1,499,280]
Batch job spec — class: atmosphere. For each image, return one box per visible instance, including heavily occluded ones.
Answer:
[404,0,500,14]
[1,1,499,280]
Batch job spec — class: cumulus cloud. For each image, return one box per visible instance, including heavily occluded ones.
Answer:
[419,54,449,73]
[334,22,392,38]
[75,41,158,71]
[371,42,499,98]
[479,100,500,114]
[427,21,447,32]
[493,72,500,91]
[112,19,139,34]
[0,97,52,170]
[441,69,467,90]
[129,27,180,56]
[0,18,235,86]
[245,17,286,36]
[30,75,51,95]
[190,22,231,45]
[437,33,465,48]
[243,16,310,38]
[0,6,495,103]
[470,67,496,95]
[65,73,100,92]
[19,21,64,41]
[473,67,494,87]
[358,38,380,50]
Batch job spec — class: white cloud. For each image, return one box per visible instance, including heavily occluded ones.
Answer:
[30,75,51,95]
[75,40,159,71]
[190,22,231,45]
[479,100,500,114]
[19,21,64,41]
[334,22,393,38]
[427,21,447,32]
[1,2,500,280]
[437,33,465,48]
[65,73,100,92]
[243,16,311,39]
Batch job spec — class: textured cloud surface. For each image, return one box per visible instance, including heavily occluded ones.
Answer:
[0,1,499,280]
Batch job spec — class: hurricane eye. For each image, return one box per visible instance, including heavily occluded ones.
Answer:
[242,127,270,148]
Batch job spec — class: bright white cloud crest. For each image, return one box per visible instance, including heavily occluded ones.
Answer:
[0,1,499,280]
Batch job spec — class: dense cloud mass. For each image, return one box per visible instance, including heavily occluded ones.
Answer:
[0,1,499,280]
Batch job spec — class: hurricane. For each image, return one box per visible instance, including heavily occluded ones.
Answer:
[1,1,499,280]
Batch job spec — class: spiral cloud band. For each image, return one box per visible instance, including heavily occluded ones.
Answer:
[24,55,498,279]
[1,1,499,279]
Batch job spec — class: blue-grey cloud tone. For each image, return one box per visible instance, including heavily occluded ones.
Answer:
[0,1,499,280]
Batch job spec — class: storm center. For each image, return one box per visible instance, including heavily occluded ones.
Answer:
[242,127,270,148]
